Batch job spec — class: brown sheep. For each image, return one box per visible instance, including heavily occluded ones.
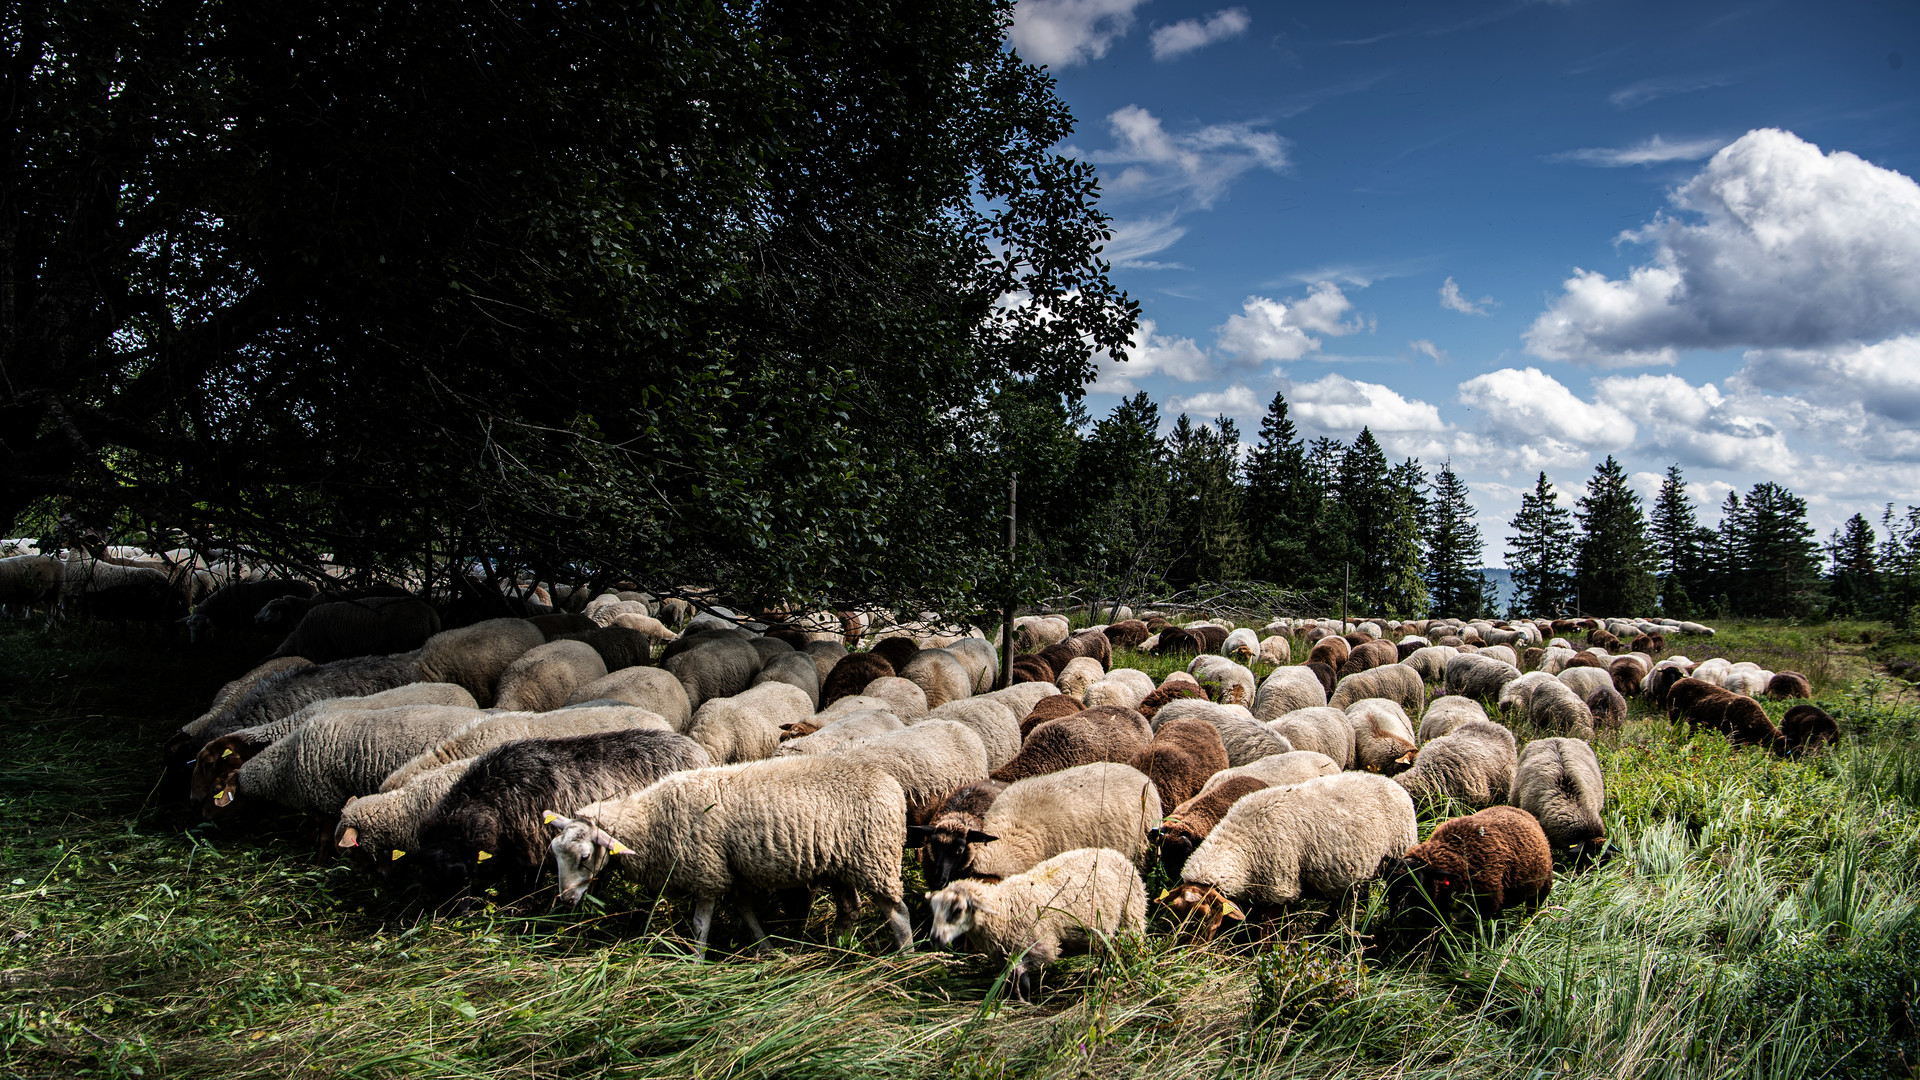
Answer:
[1780,704,1839,756]
[1019,694,1086,738]
[870,636,921,672]
[908,779,1009,889]
[1609,658,1645,697]
[1037,640,1081,678]
[1588,628,1622,652]
[1145,614,1171,632]
[1388,805,1553,919]
[1665,677,1731,724]
[1337,639,1399,677]
[1308,636,1352,669]
[1522,647,1545,671]
[1765,671,1813,699]
[1564,652,1607,670]
[1151,774,1267,879]
[1137,683,1206,720]
[1343,631,1376,648]
[1151,626,1200,654]
[990,706,1153,784]
[1304,662,1338,697]
[820,652,895,707]
[1129,718,1229,811]
[1010,654,1056,684]
[1071,629,1114,671]
[1190,625,1230,653]
[1720,696,1785,749]
[1630,633,1666,655]
[1104,619,1151,650]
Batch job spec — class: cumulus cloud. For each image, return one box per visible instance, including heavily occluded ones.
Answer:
[1525,129,1920,365]
[1594,373,1796,472]
[1608,74,1732,108]
[1008,0,1150,67]
[1082,106,1289,209]
[1150,8,1250,60]
[1214,283,1365,362]
[1090,318,1214,394]
[1290,374,1447,435]
[1456,367,1636,470]
[1739,334,1920,425]
[1167,382,1264,421]
[1548,135,1726,167]
[1439,276,1492,315]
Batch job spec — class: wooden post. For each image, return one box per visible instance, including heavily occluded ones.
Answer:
[1342,562,1350,632]
[998,476,1018,690]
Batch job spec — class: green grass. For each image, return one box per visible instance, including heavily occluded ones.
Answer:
[4,622,1919,1079]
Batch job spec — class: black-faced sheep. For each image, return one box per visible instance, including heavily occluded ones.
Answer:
[910,779,1009,889]
[1152,775,1267,878]
[1387,805,1553,921]
[928,847,1147,999]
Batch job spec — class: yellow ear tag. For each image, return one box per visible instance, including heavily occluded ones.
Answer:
[1221,899,1246,921]
[607,841,630,855]
[1154,888,1171,901]
[391,849,406,861]
[221,748,237,759]
[476,850,492,863]
[213,791,232,807]
[541,810,560,824]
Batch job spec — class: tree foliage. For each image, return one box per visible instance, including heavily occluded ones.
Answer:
[1574,455,1657,614]
[1507,472,1574,616]
[1424,461,1494,619]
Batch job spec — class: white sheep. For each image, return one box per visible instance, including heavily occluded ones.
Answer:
[928,847,1147,999]
[1252,666,1327,721]
[687,681,815,764]
[966,762,1162,881]
[1188,654,1257,706]
[1416,695,1489,744]
[1151,698,1293,767]
[1221,628,1259,662]
[920,698,1022,773]
[1266,706,1356,769]
[829,720,988,821]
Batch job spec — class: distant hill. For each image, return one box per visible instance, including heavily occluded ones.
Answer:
[1477,567,1515,615]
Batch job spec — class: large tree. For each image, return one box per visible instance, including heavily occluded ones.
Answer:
[1573,455,1658,614]
[1649,464,1703,616]
[1424,460,1493,619]
[2,0,1135,611]
[1164,413,1249,589]
[1826,513,1880,618]
[1243,392,1321,591]
[1073,393,1172,614]
[1507,472,1574,616]
[1730,482,1823,618]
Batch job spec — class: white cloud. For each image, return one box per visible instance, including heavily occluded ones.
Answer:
[1739,334,1920,426]
[1215,283,1364,362]
[1456,368,1637,466]
[1167,383,1263,421]
[1439,276,1492,315]
[1547,135,1726,167]
[1082,106,1288,209]
[1593,373,1795,472]
[1090,318,1214,394]
[1409,339,1448,363]
[1150,8,1250,60]
[1609,74,1733,109]
[1103,214,1189,269]
[1291,374,1447,435]
[1525,129,1920,365]
[1008,0,1150,67]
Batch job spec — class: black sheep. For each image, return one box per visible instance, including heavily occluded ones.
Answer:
[186,579,317,643]
[819,650,896,705]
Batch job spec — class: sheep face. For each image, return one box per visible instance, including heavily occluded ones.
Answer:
[1151,823,1202,878]
[908,820,997,891]
[1161,883,1243,939]
[547,815,626,906]
[926,884,985,946]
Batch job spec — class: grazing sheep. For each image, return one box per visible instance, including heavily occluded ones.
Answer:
[1444,653,1523,700]
[1393,721,1517,809]
[1404,645,1457,683]
[173,656,313,750]
[862,675,930,719]
[1130,718,1229,810]
[0,554,64,618]
[1136,683,1206,720]
[1100,619,1149,650]
[1153,776,1268,879]
[1251,666,1326,721]
[1417,695,1488,744]
[1307,636,1352,669]
[828,720,988,822]
[1387,805,1553,920]
[1187,655,1257,706]
[418,727,712,906]
[1166,772,1418,937]
[688,681,815,764]
[414,618,546,708]
[1585,685,1627,731]
[550,755,908,956]
[946,638,1001,694]
[1557,667,1613,701]
[803,639,849,685]
[208,704,485,821]
[1608,658,1646,697]
[1512,738,1606,862]
[493,639,609,713]
[1257,636,1293,666]
[1150,626,1201,655]
[1020,693,1086,737]
[1765,671,1814,699]
[928,848,1147,1000]
[1069,629,1114,671]
[922,698,1022,773]
[967,762,1163,881]
[379,705,668,792]
[269,596,442,663]
[1780,704,1839,755]
[911,780,1009,889]
[1014,615,1072,652]
[1476,645,1519,668]
[1337,639,1399,676]
[184,579,317,643]
[1329,663,1426,718]
[1055,656,1109,702]
[869,636,921,672]
[752,651,823,708]
[993,706,1154,783]
[564,666,693,731]
[1691,657,1734,686]
[1268,707,1356,769]
[1522,677,1598,741]
[1010,654,1056,684]
[1151,699,1293,768]
[1303,661,1338,698]
[1222,628,1260,662]
[335,758,475,874]
[192,653,422,751]
[1347,699,1419,774]
[979,681,1060,718]
[530,612,600,640]
[821,651,895,706]
[1083,668,1155,711]
[665,635,764,712]
[1198,750,1341,796]
[900,648,974,710]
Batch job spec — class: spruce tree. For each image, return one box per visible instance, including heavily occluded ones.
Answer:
[1574,455,1658,614]
[1880,506,1920,628]
[1075,393,1172,611]
[1424,460,1489,618]
[1335,428,1394,614]
[1826,513,1880,617]
[1382,458,1430,617]
[1735,482,1823,617]
[1165,414,1249,588]
[1243,392,1318,589]
[1649,464,1700,616]
[1708,492,1745,617]
[1506,472,1574,616]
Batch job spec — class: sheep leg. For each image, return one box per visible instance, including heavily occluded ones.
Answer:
[830,885,862,935]
[736,897,772,956]
[688,896,716,961]
[884,899,913,953]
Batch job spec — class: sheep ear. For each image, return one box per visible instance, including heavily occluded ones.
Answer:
[542,810,568,827]
[337,827,359,848]
[343,795,359,809]
[964,830,999,845]
[905,825,931,845]
[1220,898,1246,922]
[590,828,628,855]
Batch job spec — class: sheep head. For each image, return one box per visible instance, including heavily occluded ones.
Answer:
[1151,819,1204,879]
[926,881,994,946]
[1160,883,1243,939]
[908,817,997,891]
[545,812,630,907]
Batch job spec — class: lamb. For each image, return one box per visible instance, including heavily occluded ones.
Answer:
[921,698,1022,773]
[1150,699,1293,768]
[1188,655,1257,706]
[910,779,1008,889]
[1165,772,1418,937]
[208,704,485,821]
[379,705,669,792]
[1416,695,1488,744]
[1307,635,1352,669]
[828,720,988,822]
[1765,671,1814,699]
[992,706,1154,783]
[1404,645,1458,683]
[492,639,609,712]
[564,666,693,731]
[1129,718,1229,810]
[1055,656,1109,702]
[820,651,895,706]
[752,650,823,707]
[1267,707,1356,768]
[1329,663,1426,717]
[1222,628,1260,662]
[1585,685,1628,731]
[947,638,1001,694]
[417,727,712,907]
[1512,737,1606,862]
[1392,720,1517,809]
[413,618,547,707]
[1387,805,1553,920]
[335,758,476,874]
[1780,704,1839,755]
[1337,639,1399,676]
[1252,666,1327,721]
[183,579,316,643]
[1444,652,1523,700]
[268,595,442,663]
[549,754,909,956]
[1082,668,1155,711]
[687,681,815,764]
[862,675,930,719]
[966,762,1162,881]
[1347,699,1419,774]
[928,848,1147,1000]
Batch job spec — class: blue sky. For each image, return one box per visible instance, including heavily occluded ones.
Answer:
[1009,0,1920,565]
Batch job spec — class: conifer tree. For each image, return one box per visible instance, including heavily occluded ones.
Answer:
[1243,392,1319,589]
[1826,513,1880,617]
[1506,472,1574,616]
[1574,455,1658,614]
[1649,464,1700,616]
[1733,482,1823,617]
[1424,460,1491,618]
[1336,428,1394,613]
[1381,457,1430,616]
[1165,414,1249,588]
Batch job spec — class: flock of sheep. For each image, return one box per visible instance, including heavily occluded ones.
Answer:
[16,548,1835,998]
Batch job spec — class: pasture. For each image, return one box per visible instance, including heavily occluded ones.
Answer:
[3,619,1917,1080]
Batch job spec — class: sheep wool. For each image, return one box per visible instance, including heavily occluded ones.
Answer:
[1444,653,1523,700]
[1149,699,1293,768]
[565,666,693,731]
[1197,750,1341,797]
[1055,656,1109,702]
[1393,720,1517,809]
[992,706,1153,784]
[946,638,1001,694]
[1346,699,1419,774]
[1257,636,1292,665]
[820,651,895,706]
[1129,717,1229,810]
[413,618,546,707]
[899,648,974,710]
[1266,707,1356,769]
[978,680,1059,719]
[969,762,1163,881]
[1557,667,1613,701]
[1416,695,1489,744]
[828,719,988,822]
[1512,737,1606,858]
[337,758,476,872]
[1221,628,1260,662]
[380,705,669,792]
[1329,663,1426,717]
[552,755,912,957]
[1083,670,1154,711]
[861,676,931,719]
[219,704,485,819]
[752,651,823,708]
[777,709,904,755]
[1252,667,1327,721]
[665,635,765,712]
[178,656,313,742]
[920,697,1022,773]
[493,639,608,713]
[929,847,1147,1000]
[687,681,815,765]
[1404,645,1458,683]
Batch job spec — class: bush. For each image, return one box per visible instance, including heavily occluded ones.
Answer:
[1740,931,1920,1079]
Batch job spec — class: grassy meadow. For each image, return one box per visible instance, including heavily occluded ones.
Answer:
[2,618,1918,1079]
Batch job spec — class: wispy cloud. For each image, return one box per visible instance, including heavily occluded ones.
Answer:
[1007,0,1151,68]
[1548,135,1726,167]
[1439,276,1493,315]
[1409,338,1450,363]
[1150,8,1250,60]
[1103,214,1189,269]
[1077,105,1289,209]
[1609,74,1733,108]
[1273,73,1390,119]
